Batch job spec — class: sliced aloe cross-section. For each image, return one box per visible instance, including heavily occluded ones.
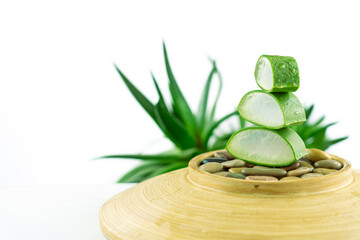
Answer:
[237,90,306,129]
[255,55,300,92]
[226,127,307,167]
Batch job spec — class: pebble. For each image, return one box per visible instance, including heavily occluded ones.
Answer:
[222,159,245,168]
[279,176,300,181]
[245,176,278,181]
[214,151,235,160]
[253,165,273,169]
[301,173,323,179]
[228,167,247,173]
[226,173,246,179]
[281,162,300,171]
[201,158,228,165]
[287,166,313,177]
[306,148,331,162]
[297,157,313,165]
[198,150,343,181]
[314,160,342,170]
[213,171,229,177]
[199,162,223,173]
[296,160,314,169]
[242,168,287,177]
[313,168,338,175]
[245,162,256,168]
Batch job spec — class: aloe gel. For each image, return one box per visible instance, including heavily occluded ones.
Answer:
[226,127,307,167]
[237,90,306,129]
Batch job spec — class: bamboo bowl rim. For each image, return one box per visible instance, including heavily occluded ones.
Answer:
[188,150,352,195]
[99,150,360,239]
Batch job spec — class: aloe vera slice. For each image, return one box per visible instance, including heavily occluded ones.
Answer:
[237,90,306,129]
[255,55,300,92]
[226,127,307,167]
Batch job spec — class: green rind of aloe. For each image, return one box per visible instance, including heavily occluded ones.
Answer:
[255,55,300,92]
[96,43,348,183]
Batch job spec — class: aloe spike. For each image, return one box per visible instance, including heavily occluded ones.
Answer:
[162,42,198,136]
[114,64,158,126]
[197,60,217,131]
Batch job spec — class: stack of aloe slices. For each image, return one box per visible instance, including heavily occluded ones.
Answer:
[226,55,307,167]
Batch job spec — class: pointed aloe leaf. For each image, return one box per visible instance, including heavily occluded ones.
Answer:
[211,130,241,150]
[312,137,346,151]
[210,139,229,150]
[124,165,161,183]
[203,110,238,147]
[151,72,165,100]
[307,135,328,150]
[330,136,348,146]
[163,42,197,135]
[155,100,195,149]
[157,147,200,158]
[98,147,200,162]
[298,116,326,138]
[299,116,325,135]
[168,101,184,125]
[197,60,217,130]
[292,122,307,136]
[305,104,314,119]
[305,122,337,140]
[313,116,326,127]
[97,153,183,162]
[214,132,234,141]
[151,74,196,149]
[147,161,188,178]
[114,64,158,125]
[305,123,338,149]
[239,112,247,129]
[208,62,223,123]
[172,147,201,159]
[313,122,336,137]
[117,162,161,183]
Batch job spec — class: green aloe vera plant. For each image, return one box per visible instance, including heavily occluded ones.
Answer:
[99,43,348,183]
[290,104,348,150]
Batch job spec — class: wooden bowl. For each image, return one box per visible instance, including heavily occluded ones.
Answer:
[99,150,360,239]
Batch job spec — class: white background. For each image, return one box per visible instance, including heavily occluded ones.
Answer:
[0,0,359,186]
